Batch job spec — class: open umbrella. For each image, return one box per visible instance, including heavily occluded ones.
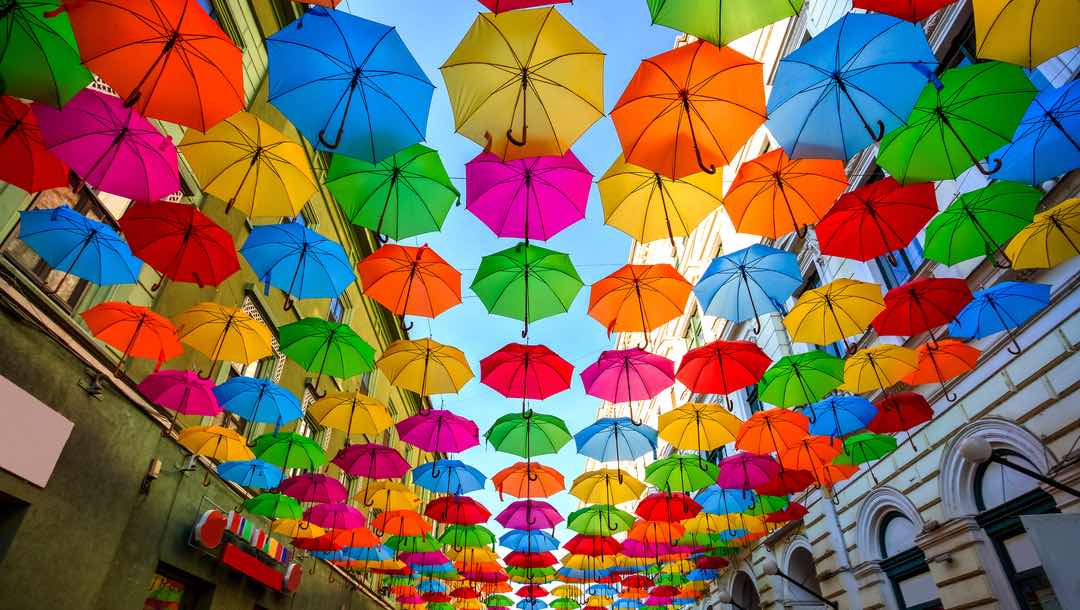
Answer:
[496,500,563,530]
[217,459,282,489]
[843,344,919,394]
[871,277,974,344]
[279,317,376,389]
[574,417,658,466]
[734,409,810,456]
[645,0,802,46]
[174,303,274,374]
[413,459,486,495]
[334,443,409,503]
[803,396,876,438]
[305,503,366,531]
[902,339,981,400]
[267,7,433,160]
[581,348,675,423]
[17,205,142,288]
[676,340,771,402]
[588,264,692,339]
[657,403,742,452]
[693,244,802,333]
[484,411,572,459]
[815,178,938,264]
[243,492,302,519]
[138,369,220,434]
[252,432,326,470]
[472,243,583,337]
[119,201,238,289]
[307,391,392,440]
[924,181,1041,267]
[372,510,431,538]
[0,96,68,192]
[480,343,573,409]
[1005,198,1080,270]
[441,8,604,160]
[569,469,645,505]
[645,455,718,493]
[0,0,91,107]
[753,469,815,497]
[377,338,474,397]
[81,302,182,372]
[502,529,560,553]
[214,376,302,427]
[973,0,1080,68]
[835,432,897,483]
[853,0,957,21]
[869,392,933,447]
[240,222,355,308]
[492,462,565,500]
[440,525,496,550]
[992,81,1080,186]
[397,409,480,454]
[757,350,845,408]
[179,425,252,461]
[362,482,421,512]
[426,496,491,526]
[949,281,1051,354]
[784,278,885,352]
[358,244,461,320]
[479,0,570,11]
[277,472,348,503]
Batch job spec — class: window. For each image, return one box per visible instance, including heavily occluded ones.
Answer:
[0,491,29,564]
[744,384,764,415]
[704,445,727,466]
[684,306,704,348]
[937,17,976,73]
[196,0,244,48]
[142,564,210,610]
[879,513,943,610]
[876,240,925,290]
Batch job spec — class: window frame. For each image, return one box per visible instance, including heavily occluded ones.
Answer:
[879,512,944,610]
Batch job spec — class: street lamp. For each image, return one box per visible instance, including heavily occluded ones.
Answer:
[762,558,839,609]
[959,438,1080,499]
[715,591,746,610]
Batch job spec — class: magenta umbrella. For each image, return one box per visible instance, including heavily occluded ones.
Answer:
[496,499,563,530]
[398,551,450,566]
[397,596,426,605]
[333,443,410,505]
[303,502,367,530]
[137,370,220,432]
[581,347,675,424]
[646,597,674,606]
[395,409,479,454]
[277,473,348,503]
[465,150,592,241]
[622,540,699,558]
[716,453,780,491]
[32,89,179,201]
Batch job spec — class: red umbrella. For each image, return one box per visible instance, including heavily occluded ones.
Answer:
[622,575,654,588]
[516,585,548,598]
[695,556,728,570]
[0,96,68,192]
[634,492,701,522]
[478,0,570,12]
[764,501,809,523]
[423,592,452,603]
[450,586,479,599]
[872,277,973,344]
[814,178,937,263]
[852,0,957,21]
[650,585,679,598]
[505,551,557,569]
[119,200,239,289]
[481,343,573,414]
[752,469,815,496]
[869,392,933,434]
[291,532,346,552]
[424,495,491,525]
[676,340,771,405]
[563,535,622,557]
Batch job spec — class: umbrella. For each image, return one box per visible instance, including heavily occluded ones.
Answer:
[580,348,676,422]
[588,264,692,339]
[480,343,573,412]
[763,502,810,524]
[334,443,409,481]
[574,417,658,465]
[267,7,433,161]
[693,244,802,333]
[81,302,182,371]
[753,469,816,497]
[636,493,701,523]
[487,594,516,608]
[214,376,302,427]
[507,551,557,569]
[869,392,933,448]
[64,0,242,130]
[471,243,583,337]
[306,391,393,440]
[326,144,458,240]
[784,278,885,351]
[564,535,622,557]
[626,521,683,546]
[735,409,810,456]
[377,338,474,397]
[271,519,325,539]
[611,41,765,178]
[251,432,326,470]
[479,0,571,12]
[440,525,496,549]
[645,0,802,46]
[278,472,347,503]
[389,536,439,553]
[137,369,220,430]
[876,61,1038,181]
[675,340,771,401]
[501,530,560,553]
[372,510,431,538]
[0,96,68,191]
[362,482,421,512]
[569,469,645,504]
[924,181,1041,267]
[1005,198,1080,269]
[902,339,981,400]
[842,345,919,394]
[973,0,1080,68]
[279,317,376,388]
[0,0,91,106]
[758,350,844,408]
[358,244,461,320]
[426,496,491,526]
[657,403,743,451]
[397,409,480,454]
[496,500,563,530]
[695,485,755,514]
[173,303,274,374]
[852,0,957,21]
[492,462,564,500]
[871,278,974,345]
[727,147,849,237]
[835,432,897,483]
[412,459,486,495]
[441,8,604,160]
[242,492,302,519]
[466,150,591,241]
[815,178,938,264]
[16,205,142,287]
[178,111,317,217]
[240,222,355,308]
[217,459,282,489]
[992,81,1080,185]
[803,396,876,438]
[179,425,253,461]
[645,455,719,493]
[485,411,572,458]
[118,201,238,289]
[305,503,366,530]
[949,281,1051,353]
[767,13,938,160]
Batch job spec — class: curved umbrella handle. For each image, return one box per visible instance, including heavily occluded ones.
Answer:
[752,316,762,335]
[974,157,1003,176]
[376,233,390,244]
[196,368,214,381]
[868,119,886,142]
[527,469,540,482]
[202,470,213,487]
[403,320,414,331]
[283,296,296,312]
[693,144,716,174]
[318,127,345,150]
[507,125,528,147]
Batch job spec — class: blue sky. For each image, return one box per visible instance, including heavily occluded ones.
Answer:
[345,0,679,544]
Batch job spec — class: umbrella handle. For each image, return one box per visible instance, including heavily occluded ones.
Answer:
[527,469,540,482]
[752,316,762,335]
[692,143,716,175]
[283,296,296,312]
[403,320,414,331]
[376,233,390,244]
[507,125,528,147]
[202,470,213,487]
[973,156,1003,176]
[318,127,345,150]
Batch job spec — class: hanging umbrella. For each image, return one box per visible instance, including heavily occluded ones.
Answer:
[119,201,239,289]
[657,402,742,452]
[0,96,68,191]
[240,223,355,308]
[803,396,876,438]
[902,339,981,400]
[852,0,957,21]
[815,178,938,264]
[646,0,801,46]
[1005,198,1080,269]
[217,459,282,489]
[784,278,885,352]
[138,369,220,431]
[278,472,348,503]
[949,281,1051,354]
[440,524,496,549]
[626,520,683,546]
[993,81,1080,185]
[485,411,572,458]
[492,462,565,500]
[876,62,1038,181]
[588,264,692,339]
[693,244,802,333]
[81,302,182,372]
[326,144,458,240]
[441,8,604,160]
[569,469,645,504]
[173,303,275,374]
[267,7,433,160]
[0,1,91,107]
[842,345,919,394]
[734,409,809,456]
[279,317,376,388]
[695,485,755,515]
[16,205,142,287]
[835,432,897,483]
[178,425,253,462]
[973,0,1080,68]
[214,376,302,427]
[466,150,591,241]
[271,519,325,539]
[496,500,563,530]
[471,242,583,337]
[480,343,574,410]
[574,417,658,465]
[757,350,844,408]
[362,482,421,512]
[924,181,1041,267]
[724,149,848,239]
[377,338,474,398]
[871,278,974,344]
[675,340,771,401]
[358,244,461,320]
[645,455,719,493]
[306,391,393,440]
[251,432,326,470]
[333,443,409,481]
[581,347,675,424]
[753,469,816,497]
[426,496,491,526]
[767,13,938,160]
[868,392,933,437]
[305,503,367,531]
[564,535,622,557]
[412,459,487,495]
[389,535,439,554]
[636,493,701,523]
[611,41,765,178]
[372,510,431,538]
[501,529,560,553]
[397,409,480,454]
[242,492,302,519]
[479,0,571,12]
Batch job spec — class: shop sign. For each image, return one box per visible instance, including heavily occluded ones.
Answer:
[193,509,302,593]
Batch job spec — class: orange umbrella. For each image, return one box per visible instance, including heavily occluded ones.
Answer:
[626,520,684,545]
[588,264,692,337]
[735,408,810,455]
[816,463,859,489]
[333,527,381,549]
[371,510,431,538]
[724,149,848,238]
[81,302,183,372]
[492,461,565,499]
[611,40,765,179]
[902,339,981,401]
[779,437,843,475]
[358,244,461,320]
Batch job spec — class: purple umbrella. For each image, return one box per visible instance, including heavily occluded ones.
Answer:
[137,370,220,433]
[716,453,780,490]
[581,347,675,424]
[466,150,591,241]
[32,89,179,201]
[399,551,450,566]
[278,473,348,503]
[496,499,563,530]
[646,597,674,606]
[303,502,366,530]
[395,409,479,454]
[332,443,410,479]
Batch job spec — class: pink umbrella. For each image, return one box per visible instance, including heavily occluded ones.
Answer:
[333,443,410,479]
[496,500,563,531]
[32,89,179,201]
[278,473,348,503]
[646,597,674,606]
[716,453,780,491]
[137,370,220,432]
[395,409,479,454]
[303,502,367,530]
[466,150,591,241]
[398,551,450,566]
[581,347,675,424]
[396,595,426,605]
[621,539,698,558]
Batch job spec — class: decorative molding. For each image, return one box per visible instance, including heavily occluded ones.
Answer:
[854,486,923,564]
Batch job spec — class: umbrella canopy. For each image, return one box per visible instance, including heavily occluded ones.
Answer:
[753,469,815,496]
[695,483,757,515]
[924,181,1041,266]
[119,201,238,288]
[471,243,583,337]
[758,350,845,408]
[657,403,743,451]
[372,510,431,538]
[676,340,771,397]
[252,432,326,470]
[735,409,810,455]
[852,0,957,21]
[636,493,701,523]
[645,0,802,46]
[16,205,142,287]
[362,482,421,512]
[479,0,571,11]
[480,343,573,402]
[81,302,182,370]
[492,462,564,499]
[564,535,622,556]
[843,344,919,394]
[693,244,802,332]
[0,0,91,107]
[267,7,432,161]
[645,455,719,493]
[581,347,676,405]
[611,41,765,178]
[804,396,876,438]
[271,519,325,539]
[872,277,974,342]
[377,338,474,396]
[138,370,220,431]
[412,459,487,495]
[178,426,252,461]
[868,392,933,434]
[1005,198,1080,270]
[835,432,898,466]
[569,469,645,504]
[484,411,572,458]
[217,459,282,489]
[902,339,981,398]
[240,222,355,304]
[358,244,461,319]
[397,409,480,454]
[574,417,658,464]
[426,496,492,526]
[815,178,938,263]
[278,472,348,503]
[333,443,409,480]
[441,7,604,160]
[501,529,560,553]
[0,96,68,192]
[784,278,884,350]
[993,81,1080,186]
[306,391,393,438]
[949,282,1050,353]
[440,524,496,549]
[304,503,366,530]
[496,500,563,530]
[588,264,692,336]
[243,492,302,519]
[173,303,274,368]
[973,0,1080,68]
[279,317,376,384]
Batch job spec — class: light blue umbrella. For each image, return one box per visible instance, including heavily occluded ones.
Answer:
[417,580,447,593]
[992,80,1080,185]
[613,600,642,610]
[686,568,718,581]
[766,13,937,160]
[949,282,1051,354]
[411,459,486,495]
[499,529,560,553]
[518,600,547,610]
[213,376,302,427]
[216,459,283,488]
[556,567,611,582]
[240,222,355,308]
[586,584,618,596]
[804,395,876,438]
[267,7,433,162]
[693,244,802,333]
[574,417,658,465]
[714,528,749,542]
[695,484,755,514]
[17,205,142,286]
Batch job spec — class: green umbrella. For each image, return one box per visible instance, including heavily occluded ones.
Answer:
[924,181,1040,267]
[483,411,572,459]
[485,594,514,607]
[251,432,327,470]
[566,504,635,535]
[429,604,454,610]
[742,495,789,517]
[471,242,583,337]
[507,566,556,583]
[674,530,716,546]
[758,350,844,408]
[644,454,719,493]
[385,534,441,553]
[550,598,581,610]
[439,524,496,549]
[702,545,739,557]
[382,575,416,586]
[653,572,688,587]
[835,432,897,484]
[877,61,1037,183]
[279,318,376,389]
[0,0,92,107]
[646,0,803,46]
[325,145,459,241]
[242,492,302,520]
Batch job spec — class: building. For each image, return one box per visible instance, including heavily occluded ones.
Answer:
[596,3,1080,610]
[0,1,434,609]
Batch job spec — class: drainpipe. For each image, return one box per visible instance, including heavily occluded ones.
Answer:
[820,489,863,610]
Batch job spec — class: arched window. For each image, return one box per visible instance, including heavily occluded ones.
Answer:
[731,571,761,610]
[786,546,822,602]
[878,512,942,610]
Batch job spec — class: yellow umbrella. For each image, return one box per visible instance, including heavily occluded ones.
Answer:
[658,402,743,451]
[561,554,616,570]
[173,303,275,370]
[587,596,614,607]
[842,344,919,394]
[784,278,884,351]
[178,425,253,461]
[440,7,604,161]
[376,338,474,396]
[974,0,1080,68]
[682,512,766,535]
[270,519,326,539]
[569,469,645,505]
[355,481,421,512]
[551,585,582,598]
[307,391,394,438]
[179,111,317,217]
[456,601,485,610]
[1005,198,1080,269]
[598,155,725,247]
[445,547,499,562]
[661,559,695,573]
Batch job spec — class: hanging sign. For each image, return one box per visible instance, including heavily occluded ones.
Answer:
[193,509,301,593]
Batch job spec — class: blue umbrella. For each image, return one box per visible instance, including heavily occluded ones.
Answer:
[499,529,560,553]
[992,80,1080,185]
[240,222,355,308]
[214,376,303,427]
[411,459,486,495]
[267,7,433,162]
[715,528,749,541]
[556,567,610,581]
[17,205,142,286]
[613,601,642,610]
[586,584,618,596]
[695,485,755,514]
[804,395,876,438]
[574,417,657,467]
[766,13,937,160]
[949,281,1051,354]
[216,459,283,488]
[518,601,547,610]
[417,580,447,593]
[693,244,802,334]
[321,544,394,562]
[686,568,718,581]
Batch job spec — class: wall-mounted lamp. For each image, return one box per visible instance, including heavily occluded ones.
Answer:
[763,558,839,610]
[715,592,746,610]
[959,438,1080,499]
[140,458,162,494]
